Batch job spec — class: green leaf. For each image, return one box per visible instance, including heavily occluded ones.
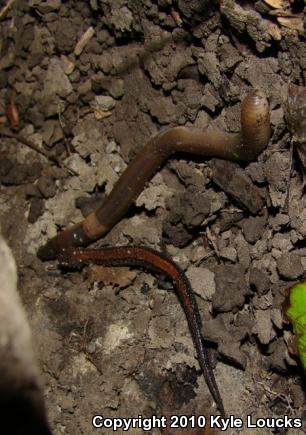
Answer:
[286,281,306,370]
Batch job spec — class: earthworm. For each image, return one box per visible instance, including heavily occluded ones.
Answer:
[58,245,225,416]
[37,89,270,260]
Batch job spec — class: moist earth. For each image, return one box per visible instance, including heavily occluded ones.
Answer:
[0,1,305,434]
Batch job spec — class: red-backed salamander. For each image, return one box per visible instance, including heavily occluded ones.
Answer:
[58,245,225,416]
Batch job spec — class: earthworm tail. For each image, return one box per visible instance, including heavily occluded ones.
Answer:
[59,245,225,415]
[37,89,270,260]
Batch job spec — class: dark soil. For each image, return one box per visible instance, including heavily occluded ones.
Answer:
[0,1,305,434]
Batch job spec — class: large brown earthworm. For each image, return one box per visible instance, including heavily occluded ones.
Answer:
[37,89,270,260]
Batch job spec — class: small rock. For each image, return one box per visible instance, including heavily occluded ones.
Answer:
[42,120,63,146]
[219,42,242,70]
[245,161,266,184]
[202,315,248,369]
[54,17,79,52]
[200,83,220,111]
[197,52,222,87]
[110,6,133,34]
[37,0,61,13]
[37,176,57,199]
[272,233,293,252]
[28,197,44,223]
[212,264,250,312]
[38,58,73,117]
[2,163,29,185]
[29,27,45,69]
[148,93,181,124]
[277,253,304,279]
[78,79,92,96]
[270,308,283,330]
[290,383,305,408]
[71,119,106,158]
[76,193,105,217]
[143,43,193,89]
[136,173,174,211]
[219,246,237,262]
[213,210,244,232]
[186,267,215,301]
[44,57,73,99]
[239,213,268,244]
[288,177,306,237]
[252,291,273,310]
[267,338,297,371]
[253,309,274,345]
[234,232,251,270]
[264,152,290,208]
[94,95,116,111]
[189,245,208,263]
[122,216,161,246]
[270,213,290,231]
[249,267,271,296]
[235,311,255,330]
[210,159,265,215]
[107,78,124,99]
[219,340,247,369]
[0,157,14,178]
[24,183,42,198]
[163,220,192,247]
[60,55,75,75]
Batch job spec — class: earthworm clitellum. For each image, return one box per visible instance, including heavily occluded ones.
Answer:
[38,89,270,261]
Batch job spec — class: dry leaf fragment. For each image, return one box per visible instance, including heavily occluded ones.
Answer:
[267,22,282,40]
[6,90,19,130]
[170,9,183,27]
[87,265,136,288]
[263,0,287,9]
[0,0,15,20]
[74,26,95,56]
[277,15,304,32]
[93,109,112,120]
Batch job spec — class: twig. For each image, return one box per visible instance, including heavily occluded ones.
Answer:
[0,0,15,19]
[0,128,78,176]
